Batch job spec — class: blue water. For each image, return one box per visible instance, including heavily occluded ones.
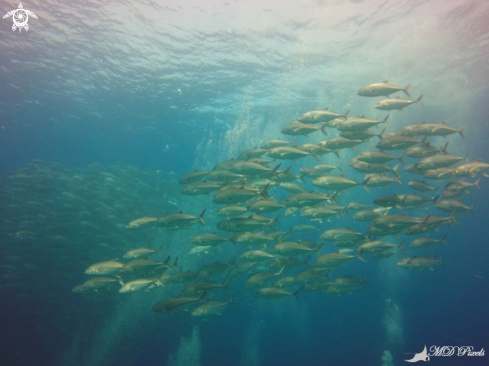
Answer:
[1,1,489,365]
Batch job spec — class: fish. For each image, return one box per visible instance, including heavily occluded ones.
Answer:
[229,161,278,176]
[443,178,481,198]
[407,122,466,139]
[240,250,276,262]
[279,182,306,194]
[362,174,401,190]
[248,198,285,214]
[313,251,365,267]
[294,267,330,283]
[270,242,319,256]
[357,81,411,97]
[423,168,454,180]
[336,114,390,131]
[319,137,364,150]
[399,193,439,208]
[226,261,258,278]
[312,175,364,191]
[212,185,268,204]
[357,240,404,258]
[245,266,285,288]
[331,274,369,289]
[179,170,208,184]
[216,205,248,217]
[183,280,231,294]
[285,191,335,207]
[375,95,423,111]
[197,257,236,279]
[123,245,162,260]
[376,135,422,150]
[273,276,300,289]
[191,295,236,316]
[314,163,343,173]
[397,255,444,270]
[255,287,301,301]
[157,209,206,229]
[298,108,349,123]
[408,180,438,192]
[217,214,280,232]
[410,235,449,249]
[72,277,120,293]
[405,142,449,158]
[345,201,370,211]
[120,259,167,275]
[353,209,388,222]
[320,227,365,242]
[373,194,402,207]
[85,260,123,276]
[237,147,268,160]
[126,216,158,229]
[452,161,489,177]
[281,121,326,136]
[181,182,223,196]
[190,233,230,246]
[435,199,474,215]
[417,154,466,170]
[153,292,206,313]
[261,138,293,149]
[119,278,160,293]
[206,169,245,182]
[356,150,404,164]
[267,146,320,162]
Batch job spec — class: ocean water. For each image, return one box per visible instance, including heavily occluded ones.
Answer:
[1,0,489,365]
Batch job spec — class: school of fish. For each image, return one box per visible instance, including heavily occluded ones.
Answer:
[57,82,489,315]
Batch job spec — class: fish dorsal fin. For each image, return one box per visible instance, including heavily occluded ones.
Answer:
[339,173,346,177]
[383,80,389,83]
[400,212,407,216]
[177,210,183,213]
[322,107,329,110]
[441,121,447,124]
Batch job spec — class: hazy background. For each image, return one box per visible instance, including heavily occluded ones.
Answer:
[1,0,488,365]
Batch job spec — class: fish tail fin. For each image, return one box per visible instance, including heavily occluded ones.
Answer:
[311,149,320,162]
[337,163,343,172]
[334,149,341,158]
[392,163,401,180]
[470,204,475,216]
[331,190,340,204]
[403,83,411,97]
[223,279,232,292]
[432,194,440,203]
[228,233,237,246]
[362,274,370,287]
[259,183,271,199]
[229,294,237,307]
[342,109,350,119]
[459,126,467,139]
[320,123,328,136]
[199,290,207,302]
[474,178,482,191]
[377,128,386,140]
[157,244,163,254]
[383,114,390,127]
[449,210,460,225]
[270,214,281,230]
[293,287,302,302]
[415,95,424,106]
[441,141,450,155]
[398,151,405,165]
[441,234,449,246]
[363,176,371,193]
[398,239,406,253]
[198,209,207,225]
[356,252,367,262]
[275,265,286,277]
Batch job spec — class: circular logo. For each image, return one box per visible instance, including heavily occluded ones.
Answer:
[13,9,28,29]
